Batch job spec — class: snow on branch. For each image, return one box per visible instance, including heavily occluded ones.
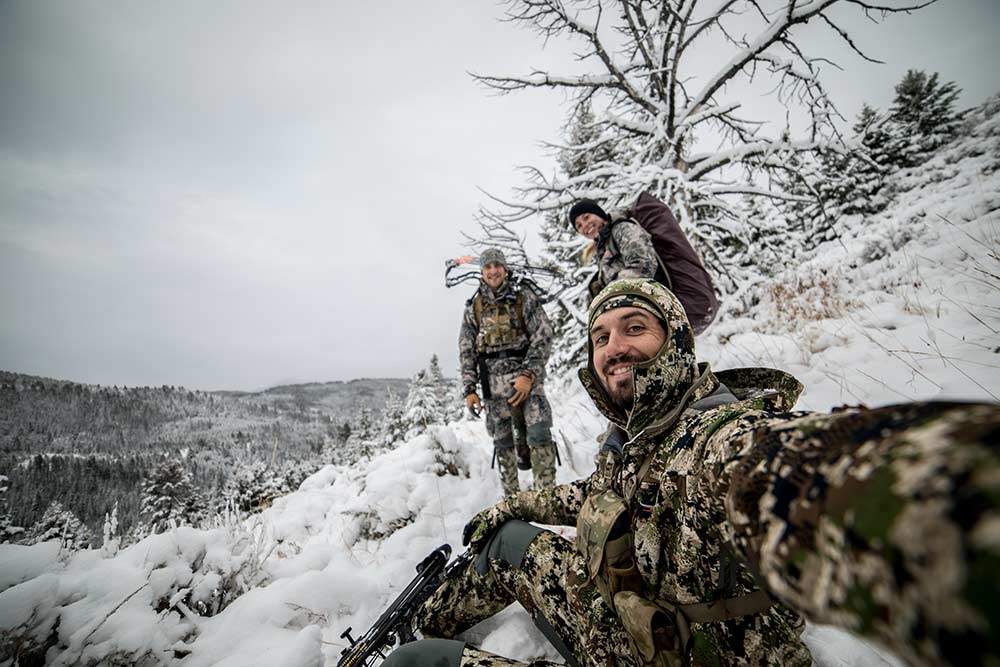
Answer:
[472,71,618,93]
[687,136,822,180]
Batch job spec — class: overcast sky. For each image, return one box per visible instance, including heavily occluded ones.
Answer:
[2,0,998,391]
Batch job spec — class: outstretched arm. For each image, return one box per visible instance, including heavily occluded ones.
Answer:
[718,402,1000,667]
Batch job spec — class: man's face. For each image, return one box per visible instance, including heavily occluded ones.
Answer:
[590,306,667,409]
[482,261,507,290]
[574,212,605,240]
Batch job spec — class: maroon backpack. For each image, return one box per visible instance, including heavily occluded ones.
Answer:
[615,192,719,334]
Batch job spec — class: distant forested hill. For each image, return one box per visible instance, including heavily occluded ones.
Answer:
[0,371,409,539]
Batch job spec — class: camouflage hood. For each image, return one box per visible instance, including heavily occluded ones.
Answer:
[579,279,718,439]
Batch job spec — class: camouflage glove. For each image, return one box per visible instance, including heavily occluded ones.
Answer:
[461,500,517,551]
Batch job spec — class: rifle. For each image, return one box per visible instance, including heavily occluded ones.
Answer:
[337,544,472,667]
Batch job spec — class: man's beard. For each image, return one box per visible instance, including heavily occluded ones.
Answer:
[602,354,648,410]
[609,382,634,410]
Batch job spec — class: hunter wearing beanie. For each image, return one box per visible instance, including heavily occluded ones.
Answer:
[567,199,609,227]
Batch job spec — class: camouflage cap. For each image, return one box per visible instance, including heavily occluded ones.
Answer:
[589,292,661,328]
[479,248,507,269]
[587,278,693,344]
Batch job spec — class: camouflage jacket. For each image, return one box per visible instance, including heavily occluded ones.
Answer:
[499,367,813,666]
[492,279,1000,667]
[458,279,553,394]
[590,220,659,298]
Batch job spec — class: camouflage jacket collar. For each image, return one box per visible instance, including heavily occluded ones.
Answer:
[593,366,803,499]
[580,360,720,444]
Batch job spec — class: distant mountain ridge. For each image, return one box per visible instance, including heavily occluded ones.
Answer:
[0,370,409,453]
[0,370,411,539]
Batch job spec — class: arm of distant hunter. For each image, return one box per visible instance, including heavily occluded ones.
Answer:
[457,303,479,391]
[715,402,1000,667]
[613,221,658,279]
[520,286,554,379]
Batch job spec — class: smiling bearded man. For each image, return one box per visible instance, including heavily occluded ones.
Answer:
[383,279,1000,667]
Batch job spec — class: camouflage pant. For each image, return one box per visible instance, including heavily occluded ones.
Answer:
[486,391,556,497]
[413,529,633,667]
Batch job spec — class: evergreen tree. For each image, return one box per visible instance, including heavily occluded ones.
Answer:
[889,70,962,165]
[534,104,616,376]
[428,354,457,423]
[403,370,440,436]
[101,502,120,557]
[354,404,374,442]
[337,420,352,443]
[140,456,207,533]
[379,386,407,447]
[0,474,25,544]
[27,500,91,550]
[826,104,905,217]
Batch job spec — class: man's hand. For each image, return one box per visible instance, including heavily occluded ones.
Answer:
[462,502,516,550]
[508,374,533,407]
[466,392,482,416]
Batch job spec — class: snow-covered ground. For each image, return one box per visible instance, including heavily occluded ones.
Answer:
[2,101,998,667]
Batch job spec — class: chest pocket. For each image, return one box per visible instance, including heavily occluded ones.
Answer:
[576,488,645,610]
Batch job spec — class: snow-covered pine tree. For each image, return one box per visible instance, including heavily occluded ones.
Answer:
[379,386,407,447]
[354,404,374,442]
[403,369,440,437]
[101,501,120,557]
[27,500,91,550]
[139,456,207,533]
[337,420,352,443]
[0,474,25,544]
[534,103,615,376]
[833,105,899,216]
[428,354,459,423]
[889,70,962,165]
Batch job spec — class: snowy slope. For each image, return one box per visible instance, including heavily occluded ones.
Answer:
[1,99,997,667]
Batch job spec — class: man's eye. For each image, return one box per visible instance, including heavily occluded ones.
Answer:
[627,324,645,334]
[593,335,608,347]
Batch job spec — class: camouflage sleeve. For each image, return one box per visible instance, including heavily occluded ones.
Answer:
[505,475,592,527]
[458,302,479,391]
[612,221,658,279]
[716,402,1000,667]
[519,285,554,379]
